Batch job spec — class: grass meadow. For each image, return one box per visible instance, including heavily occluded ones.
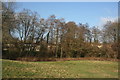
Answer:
[2,59,118,78]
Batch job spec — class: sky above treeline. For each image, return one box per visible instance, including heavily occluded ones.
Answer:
[16,2,118,28]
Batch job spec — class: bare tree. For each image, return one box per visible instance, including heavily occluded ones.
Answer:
[92,26,100,43]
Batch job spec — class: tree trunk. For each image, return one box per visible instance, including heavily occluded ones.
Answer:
[60,47,62,58]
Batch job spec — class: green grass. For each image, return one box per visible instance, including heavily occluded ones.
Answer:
[2,59,118,78]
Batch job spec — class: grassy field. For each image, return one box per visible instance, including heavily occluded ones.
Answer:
[2,59,118,78]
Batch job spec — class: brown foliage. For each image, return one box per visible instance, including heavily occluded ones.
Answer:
[16,57,118,62]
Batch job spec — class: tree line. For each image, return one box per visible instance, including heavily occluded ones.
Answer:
[2,2,119,60]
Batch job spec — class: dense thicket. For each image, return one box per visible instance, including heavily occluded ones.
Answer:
[2,2,119,60]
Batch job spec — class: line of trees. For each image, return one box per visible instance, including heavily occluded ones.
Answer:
[2,2,119,60]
